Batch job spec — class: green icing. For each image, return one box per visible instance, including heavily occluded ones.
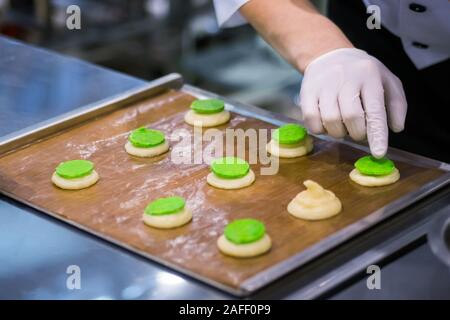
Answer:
[354,155,395,176]
[145,196,185,216]
[129,127,165,148]
[224,219,266,244]
[56,160,94,179]
[211,157,250,179]
[191,99,225,114]
[273,123,307,145]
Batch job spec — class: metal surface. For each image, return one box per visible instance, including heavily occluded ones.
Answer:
[428,210,450,267]
[0,37,144,137]
[1,69,449,295]
[0,73,183,154]
[1,36,449,299]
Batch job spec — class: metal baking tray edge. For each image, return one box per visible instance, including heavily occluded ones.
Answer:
[0,73,183,155]
[1,74,449,297]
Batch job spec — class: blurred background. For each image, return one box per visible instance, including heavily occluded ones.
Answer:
[0,0,327,119]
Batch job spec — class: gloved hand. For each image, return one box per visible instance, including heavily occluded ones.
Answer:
[299,48,407,158]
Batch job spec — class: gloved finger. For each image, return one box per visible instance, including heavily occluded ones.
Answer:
[318,91,346,138]
[299,87,324,134]
[361,78,388,158]
[338,83,366,141]
[383,72,407,133]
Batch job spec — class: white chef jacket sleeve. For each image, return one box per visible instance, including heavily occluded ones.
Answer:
[213,0,250,28]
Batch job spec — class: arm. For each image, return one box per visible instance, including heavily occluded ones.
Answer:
[240,0,353,72]
[236,0,407,158]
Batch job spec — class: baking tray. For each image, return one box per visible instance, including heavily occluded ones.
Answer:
[0,73,449,296]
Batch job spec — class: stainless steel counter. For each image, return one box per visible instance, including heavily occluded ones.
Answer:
[0,37,449,299]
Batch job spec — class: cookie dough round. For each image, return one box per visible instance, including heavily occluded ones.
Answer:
[217,219,271,258]
[52,171,99,190]
[125,127,169,157]
[267,123,313,158]
[185,98,230,127]
[349,155,400,187]
[206,157,255,189]
[217,234,271,258]
[143,196,192,229]
[207,170,255,189]
[349,168,400,187]
[266,135,313,158]
[52,160,99,190]
[184,110,230,128]
[125,140,169,157]
[288,180,342,220]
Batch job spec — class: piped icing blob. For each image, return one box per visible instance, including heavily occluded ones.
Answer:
[287,180,342,220]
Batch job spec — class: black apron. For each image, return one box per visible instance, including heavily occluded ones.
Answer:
[328,0,450,163]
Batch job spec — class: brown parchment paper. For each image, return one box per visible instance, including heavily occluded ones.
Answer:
[0,89,445,292]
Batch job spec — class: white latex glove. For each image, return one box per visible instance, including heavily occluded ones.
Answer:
[299,48,407,158]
